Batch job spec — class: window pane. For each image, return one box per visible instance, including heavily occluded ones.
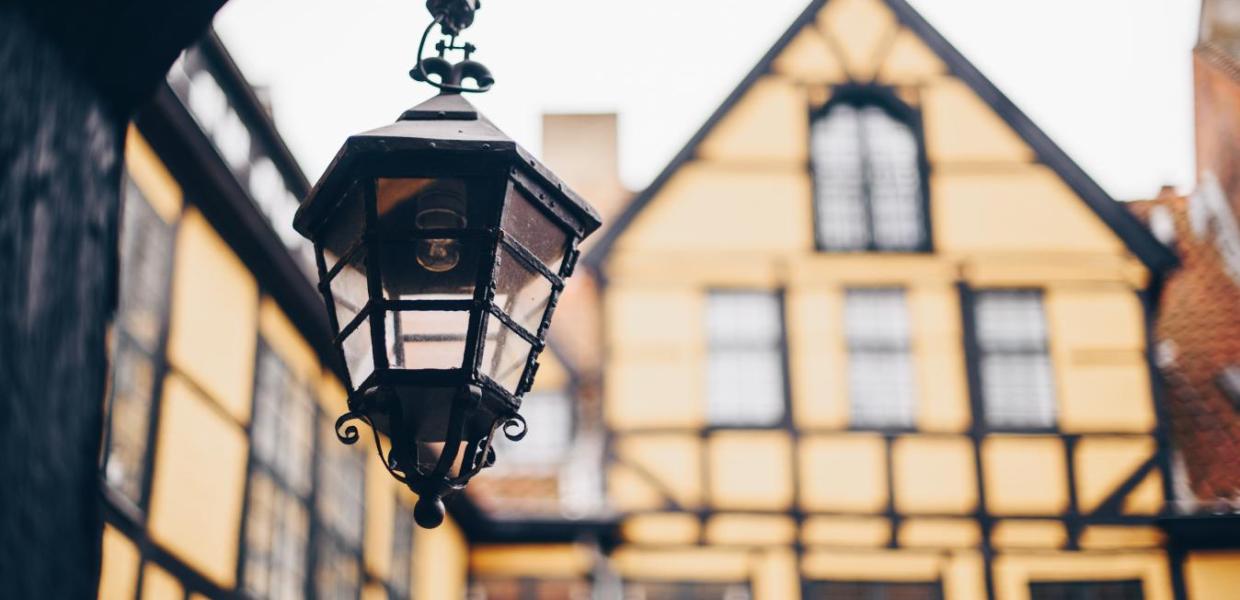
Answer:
[317,418,366,548]
[502,186,569,273]
[860,106,924,250]
[706,292,785,426]
[845,289,915,428]
[481,317,534,394]
[1029,580,1144,600]
[494,244,555,335]
[388,309,469,370]
[974,290,1056,428]
[242,471,310,600]
[104,340,156,504]
[805,581,940,600]
[812,105,869,250]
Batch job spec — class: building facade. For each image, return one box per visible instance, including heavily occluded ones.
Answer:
[584,0,1191,598]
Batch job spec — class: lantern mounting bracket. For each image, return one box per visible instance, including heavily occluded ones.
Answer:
[412,0,494,94]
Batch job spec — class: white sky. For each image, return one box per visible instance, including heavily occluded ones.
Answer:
[215,0,1201,201]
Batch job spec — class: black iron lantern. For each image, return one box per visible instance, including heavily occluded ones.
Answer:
[292,0,601,528]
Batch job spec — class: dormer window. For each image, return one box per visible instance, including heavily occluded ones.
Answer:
[811,91,927,252]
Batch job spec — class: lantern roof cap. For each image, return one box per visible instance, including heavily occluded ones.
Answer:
[294,93,601,239]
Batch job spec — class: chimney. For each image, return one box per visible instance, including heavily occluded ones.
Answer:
[540,114,628,221]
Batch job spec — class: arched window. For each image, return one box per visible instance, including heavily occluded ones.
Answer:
[811,96,927,251]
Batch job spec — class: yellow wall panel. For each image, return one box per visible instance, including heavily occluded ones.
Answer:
[1185,552,1240,600]
[1074,437,1155,513]
[167,208,257,424]
[605,359,702,429]
[1046,288,1144,351]
[612,548,751,581]
[772,28,846,84]
[991,520,1066,549]
[258,297,319,385]
[922,78,1034,164]
[1058,363,1155,432]
[705,514,798,546]
[317,371,349,418]
[787,287,848,429]
[605,287,702,352]
[623,513,701,546]
[801,516,890,547]
[878,29,947,84]
[983,437,1068,515]
[364,457,396,580]
[899,519,980,548]
[531,347,569,391]
[608,464,670,511]
[802,549,942,580]
[892,436,977,514]
[616,434,702,507]
[125,127,182,223]
[148,374,247,588]
[800,434,887,512]
[607,254,784,287]
[944,551,988,600]
[141,563,183,600]
[1122,471,1164,516]
[415,516,467,600]
[787,254,958,285]
[470,544,593,577]
[993,551,1172,600]
[99,525,139,600]
[910,285,971,432]
[698,78,808,164]
[817,0,898,81]
[1078,526,1164,549]
[932,167,1125,256]
[963,255,1149,288]
[362,583,387,600]
[752,548,800,600]
[616,163,812,254]
[709,432,794,510]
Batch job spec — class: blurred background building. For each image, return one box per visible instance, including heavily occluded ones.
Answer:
[96,0,1240,599]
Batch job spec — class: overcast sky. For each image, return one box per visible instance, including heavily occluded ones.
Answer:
[214,0,1201,201]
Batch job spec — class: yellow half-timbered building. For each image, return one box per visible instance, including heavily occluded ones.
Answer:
[583,0,1189,598]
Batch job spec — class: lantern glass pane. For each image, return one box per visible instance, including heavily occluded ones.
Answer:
[341,318,374,388]
[501,186,569,273]
[376,178,482,300]
[493,245,554,336]
[327,247,369,331]
[480,318,533,394]
[386,310,469,370]
[320,181,366,274]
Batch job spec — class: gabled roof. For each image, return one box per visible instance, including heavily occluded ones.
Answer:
[585,0,1178,276]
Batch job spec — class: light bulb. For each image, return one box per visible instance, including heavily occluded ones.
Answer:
[415,207,465,272]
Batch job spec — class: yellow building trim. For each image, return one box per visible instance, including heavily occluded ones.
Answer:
[991,520,1067,549]
[704,514,798,547]
[817,0,898,81]
[962,255,1148,288]
[364,456,397,581]
[944,551,988,600]
[98,525,139,600]
[622,513,701,546]
[415,516,467,600]
[125,126,182,224]
[698,77,808,164]
[799,434,887,512]
[147,374,248,589]
[1122,471,1164,516]
[802,548,943,581]
[771,28,846,84]
[787,287,848,429]
[1074,437,1156,513]
[1078,526,1165,550]
[877,29,947,84]
[611,548,751,582]
[141,563,183,600]
[470,544,593,578]
[615,434,702,508]
[752,548,800,600]
[708,432,794,510]
[801,516,891,548]
[899,518,981,549]
[892,436,977,515]
[983,436,1069,516]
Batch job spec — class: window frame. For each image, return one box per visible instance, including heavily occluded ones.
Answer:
[843,287,918,431]
[703,289,792,429]
[101,171,180,515]
[964,287,1060,432]
[809,84,933,254]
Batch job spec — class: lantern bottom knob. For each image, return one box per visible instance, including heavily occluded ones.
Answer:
[414,494,446,528]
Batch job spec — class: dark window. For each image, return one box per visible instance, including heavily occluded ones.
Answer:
[389,496,415,600]
[973,290,1056,428]
[1029,580,1144,600]
[469,578,591,599]
[241,341,316,600]
[705,292,786,426]
[805,581,941,600]
[624,581,750,600]
[314,413,366,599]
[845,288,916,428]
[102,173,176,506]
[812,100,926,252]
